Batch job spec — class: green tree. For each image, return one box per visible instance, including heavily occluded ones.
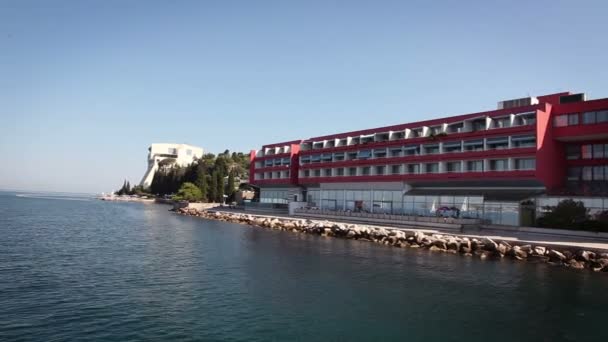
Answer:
[216,171,224,203]
[226,172,235,198]
[172,182,203,202]
[195,162,208,202]
[537,199,589,229]
[209,171,218,203]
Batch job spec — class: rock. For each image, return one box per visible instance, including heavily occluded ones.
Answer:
[576,250,596,262]
[496,242,510,256]
[589,258,608,272]
[429,245,444,252]
[346,230,357,239]
[483,238,498,252]
[447,238,460,251]
[566,259,585,269]
[512,245,528,260]
[519,245,533,254]
[528,255,550,263]
[548,249,567,262]
[432,239,447,250]
[533,246,546,256]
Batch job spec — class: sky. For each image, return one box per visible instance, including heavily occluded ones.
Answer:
[1,0,607,193]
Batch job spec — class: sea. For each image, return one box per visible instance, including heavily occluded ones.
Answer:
[1,191,607,341]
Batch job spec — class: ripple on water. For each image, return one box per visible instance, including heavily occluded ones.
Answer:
[1,194,608,341]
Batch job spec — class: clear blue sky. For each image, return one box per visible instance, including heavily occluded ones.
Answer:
[1,0,607,193]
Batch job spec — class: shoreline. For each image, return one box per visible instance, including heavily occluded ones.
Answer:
[175,207,608,273]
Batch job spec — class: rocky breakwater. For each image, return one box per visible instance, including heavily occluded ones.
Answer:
[176,208,608,273]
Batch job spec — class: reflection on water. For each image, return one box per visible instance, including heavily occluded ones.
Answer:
[0,193,607,341]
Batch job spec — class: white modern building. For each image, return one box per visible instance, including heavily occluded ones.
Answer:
[140,143,204,188]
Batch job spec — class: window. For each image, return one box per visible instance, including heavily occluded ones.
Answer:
[446,161,461,172]
[336,168,345,176]
[593,166,605,180]
[375,165,386,175]
[553,114,579,127]
[443,141,462,153]
[321,154,333,162]
[463,139,484,152]
[311,154,321,162]
[583,112,596,124]
[347,151,358,160]
[304,170,310,177]
[274,158,282,166]
[301,156,311,164]
[429,126,442,135]
[592,144,605,159]
[466,160,484,172]
[374,149,387,158]
[446,122,464,133]
[404,145,420,156]
[389,147,403,157]
[486,137,509,150]
[489,159,508,171]
[168,148,177,154]
[361,166,371,175]
[598,110,608,123]
[324,168,332,177]
[582,166,593,181]
[348,167,357,176]
[358,150,372,159]
[553,115,568,127]
[471,119,486,132]
[493,117,510,128]
[569,114,579,125]
[313,169,321,177]
[333,152,345,161]
[282,157,291,166]
[422,144,440,154]
[425,163,439,173]
[511,135,536,148]
[567,167,581,181]
[515,158,536,170]
[264,159,273,167]
[582,145,593,159]
[391,164,402,174]
[566,145,580,160]
[406,164,419,174]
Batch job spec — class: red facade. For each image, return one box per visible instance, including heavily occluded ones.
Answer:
[250,92,608,195]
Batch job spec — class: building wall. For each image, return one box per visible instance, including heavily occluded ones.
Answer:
[140,143,204,187]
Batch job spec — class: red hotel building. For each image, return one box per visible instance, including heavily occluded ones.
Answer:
[250,92,608,226]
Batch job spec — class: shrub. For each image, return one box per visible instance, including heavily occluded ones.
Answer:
[172,182,203,202]
[536,199,588,229]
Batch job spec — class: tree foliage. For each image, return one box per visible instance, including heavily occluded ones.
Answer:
[172,182,203,202]
[148,150,250,202]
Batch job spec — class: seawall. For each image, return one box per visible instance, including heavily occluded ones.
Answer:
[175,207,608,273]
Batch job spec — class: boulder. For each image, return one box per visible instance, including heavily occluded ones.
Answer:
[432,239,448,250]
[483,238,498,252]
[589,258,608,272]
[519,245,532,254]
[548,249,567,262]
[512,245,528,260]
[533,246,546,256]
[566,259,585,269]
[575,250,596,262]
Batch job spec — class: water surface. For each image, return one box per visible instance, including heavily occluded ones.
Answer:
[1,191,607,341]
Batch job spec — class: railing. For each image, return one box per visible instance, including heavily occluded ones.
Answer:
[293,208,481,225]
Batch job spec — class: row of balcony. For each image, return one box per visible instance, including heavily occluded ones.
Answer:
[299,112,536,151]
[299,135,536,165]
[253,157,536,181]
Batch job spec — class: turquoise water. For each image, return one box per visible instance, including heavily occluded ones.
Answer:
[1,191,607,341]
